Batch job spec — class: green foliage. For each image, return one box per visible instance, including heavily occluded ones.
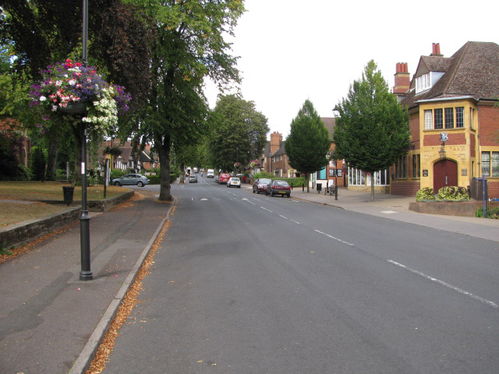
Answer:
[416,187,436,201]
[437,186,470,201]
[475,206,499,219]
[251,172,305,187]
[110,169,127,180]
[285,100,330,176]
[333,60,410,173]
[208,95,269,172]
[253,172,274,179]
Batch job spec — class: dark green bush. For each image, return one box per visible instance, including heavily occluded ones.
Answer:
[475,206,499,219]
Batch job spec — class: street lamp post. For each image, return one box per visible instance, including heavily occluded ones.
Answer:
[79,0,92,281]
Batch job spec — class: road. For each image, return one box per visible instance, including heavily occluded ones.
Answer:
[103,177,499,373]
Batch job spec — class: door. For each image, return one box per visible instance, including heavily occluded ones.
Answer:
[433,159,457,192]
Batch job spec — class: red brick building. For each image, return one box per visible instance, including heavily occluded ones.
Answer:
[391,42,499,198]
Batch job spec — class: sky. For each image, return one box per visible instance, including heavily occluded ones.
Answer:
[204,0,498,139]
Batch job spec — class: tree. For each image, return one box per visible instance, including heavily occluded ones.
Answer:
[333,60,409,200]
[285,100,330,192]
[208,95,269,172]
[125,0,244,201]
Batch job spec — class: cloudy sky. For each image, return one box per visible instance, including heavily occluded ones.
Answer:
[204,0,498,138]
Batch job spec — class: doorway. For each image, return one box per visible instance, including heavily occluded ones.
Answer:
[433,159,457,192]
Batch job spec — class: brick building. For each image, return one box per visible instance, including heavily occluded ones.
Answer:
[391,42,499,198]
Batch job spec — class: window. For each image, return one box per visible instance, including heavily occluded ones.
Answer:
[396,156,407,178]
[412,154,420,178]
[482,152,490,177]
[348,167,365,186]
[445,108,454,128]
[456,107,464,128]
[469,108,474,129]
[424,110,433,129]
[434,109,443,129]
[481,151,499,177]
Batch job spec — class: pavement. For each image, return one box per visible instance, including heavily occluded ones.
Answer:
[0,184,497,374]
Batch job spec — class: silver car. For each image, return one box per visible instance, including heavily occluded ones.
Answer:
[112,173,149,187]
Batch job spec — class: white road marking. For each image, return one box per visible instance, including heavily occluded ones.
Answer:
[387,260,498,309]
[260,206,273,213]
[279,214,289,220]
[314,229,354,246]
[290,219,301,225]
[381,210,397,214]
[242,198,256,205]
[200,198,208,201]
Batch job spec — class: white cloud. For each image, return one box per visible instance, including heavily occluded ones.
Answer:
[205,0,499,138]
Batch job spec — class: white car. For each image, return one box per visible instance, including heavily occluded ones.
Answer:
[227,176,241,188]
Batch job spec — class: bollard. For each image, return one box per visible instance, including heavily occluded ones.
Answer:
[334,185,338,200]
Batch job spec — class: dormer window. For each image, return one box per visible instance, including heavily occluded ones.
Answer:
[415,72,445,94]
[416,73,431,93]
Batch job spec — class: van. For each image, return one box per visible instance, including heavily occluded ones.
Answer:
[206,169,215,178]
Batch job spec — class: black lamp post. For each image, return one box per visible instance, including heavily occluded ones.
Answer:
[79,0,92,281]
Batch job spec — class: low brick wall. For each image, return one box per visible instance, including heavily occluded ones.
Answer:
[0,191,135,249]
[0,207,80,249]
[38,191,135,212]
[409,200,499,217]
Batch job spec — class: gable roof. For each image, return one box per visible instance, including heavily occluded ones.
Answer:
[403,41,499,108]
[321,117,336,141]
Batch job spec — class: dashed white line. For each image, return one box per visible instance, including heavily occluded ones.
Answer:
[279,214,289,220]
[314,229,354,246]
[290,219,301,225]
[260,206,273,213]
[242,198,256,205]
[387,260,498,309]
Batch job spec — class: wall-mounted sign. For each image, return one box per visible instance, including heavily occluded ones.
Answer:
[461,169,467,176]
[329,169,336,177]
[336,169,343,177]
[422,169,429,177]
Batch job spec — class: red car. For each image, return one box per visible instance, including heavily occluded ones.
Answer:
[266,180,291,197]
[217,173,231,184]
[252,178,272,194]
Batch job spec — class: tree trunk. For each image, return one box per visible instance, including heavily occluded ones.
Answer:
[46,138,58,180]
[157,135,172,201]
[179,162,185,184]
[370,173,375,201]
[306,173,310,193]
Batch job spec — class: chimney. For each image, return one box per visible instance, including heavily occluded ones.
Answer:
[270,131,282,154]
[431,43,442,56]
[393,62,410,95]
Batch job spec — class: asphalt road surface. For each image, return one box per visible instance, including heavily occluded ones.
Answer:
[103,177,499,373]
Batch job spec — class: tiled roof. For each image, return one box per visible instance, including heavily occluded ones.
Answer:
[273,141,287,157]
[403,41,499,108]
[321,117,336,140]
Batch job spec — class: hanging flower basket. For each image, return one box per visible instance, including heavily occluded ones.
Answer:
[30,59,131,133]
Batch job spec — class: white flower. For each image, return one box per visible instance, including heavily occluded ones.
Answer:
[39,96,47,101]
[51,105,58,111]
[68,79,76,86]
[55,80,62,86]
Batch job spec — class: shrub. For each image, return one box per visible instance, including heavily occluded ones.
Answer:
[437,186,470,201]
[416,187,435,201]
[475,206,499,219]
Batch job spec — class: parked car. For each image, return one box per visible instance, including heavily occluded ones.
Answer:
[253,178,272,194]
[227,176,241,188]
[266,180,291,197]
[189,175,198,183]
[112,173,149,187]
[217,173,231,184]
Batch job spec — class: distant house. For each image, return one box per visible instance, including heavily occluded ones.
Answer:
[391,41,499,198]
[99,140,157,172]
[262,131,296,178]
